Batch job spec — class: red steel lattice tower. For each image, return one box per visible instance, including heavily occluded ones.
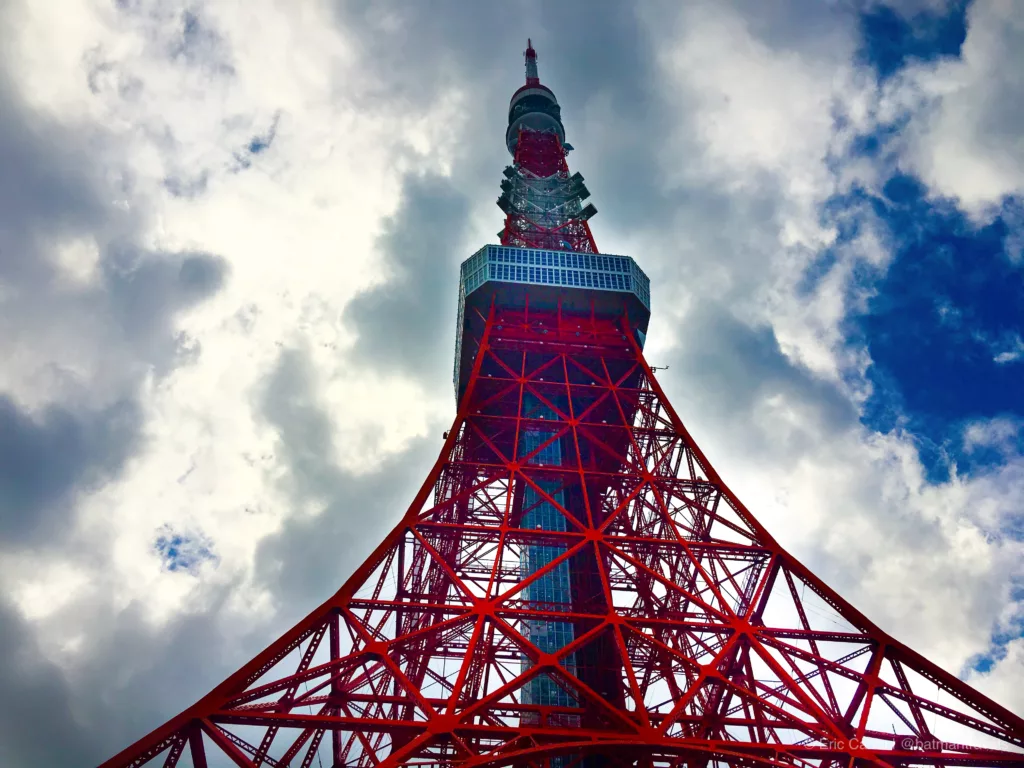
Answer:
[101,41,1023,768]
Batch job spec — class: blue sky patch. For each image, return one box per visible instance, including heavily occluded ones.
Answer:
[231,114,280,172]
[857,1,968,79]
[854,175,1024,480]
[154,526,216,573]
[247,116,278,155]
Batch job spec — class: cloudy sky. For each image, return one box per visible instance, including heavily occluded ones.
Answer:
[1,0,1022,764]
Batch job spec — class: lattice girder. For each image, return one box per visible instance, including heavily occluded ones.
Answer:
[500,129,598,255]
[100,304,1024,768]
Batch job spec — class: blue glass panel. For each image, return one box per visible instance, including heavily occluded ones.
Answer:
[519,393,577,715]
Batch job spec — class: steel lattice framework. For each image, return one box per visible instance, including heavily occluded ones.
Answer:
[497,40,598,254]
[498,131,598,254]
[99,40,1023,768]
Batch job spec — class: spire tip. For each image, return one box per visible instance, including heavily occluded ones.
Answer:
[524,38,539,84]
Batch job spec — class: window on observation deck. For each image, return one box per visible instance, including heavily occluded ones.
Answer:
[459,244,651,310]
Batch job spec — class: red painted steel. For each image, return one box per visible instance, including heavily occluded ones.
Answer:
[500,41,598,255]
[500,130,599,255]
[525,39,540,86]
[99,304,1024,766]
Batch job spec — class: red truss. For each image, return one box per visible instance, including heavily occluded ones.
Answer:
[500,129,599,255]
[101,304,1024,767]
[514,128,566,179]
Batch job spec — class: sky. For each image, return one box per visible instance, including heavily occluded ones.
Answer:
[0,0,1022,764]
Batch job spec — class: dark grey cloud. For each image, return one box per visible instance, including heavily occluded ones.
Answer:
[729,0,861,56]
[256,346,439,607]
[342,172,470,380]
[102,247,229,365]
[162,170,209,199]
[0,575,273,767]
[669,301,857,432]
[0,77,111,285]
[0,599,101,766]
[331,0,668,225]
[0,241,229,548]
[0,396,140,546]
[170,8,236,75]
[661,299,859,462]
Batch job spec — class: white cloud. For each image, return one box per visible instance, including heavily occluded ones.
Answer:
[963,416,1023,454]
[654,301,1023,677]
[646,1,892,388]
[896,0,1024,213]
[640,0,1024,691]
[968,636,1024,714]
[993,333,1024,364]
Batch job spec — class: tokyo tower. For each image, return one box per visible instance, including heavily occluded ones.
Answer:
[101,40,1023,768]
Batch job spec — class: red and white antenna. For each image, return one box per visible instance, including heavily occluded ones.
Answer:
[525,38,539,84]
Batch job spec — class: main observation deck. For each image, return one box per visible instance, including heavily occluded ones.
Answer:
[453,243,651,400]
